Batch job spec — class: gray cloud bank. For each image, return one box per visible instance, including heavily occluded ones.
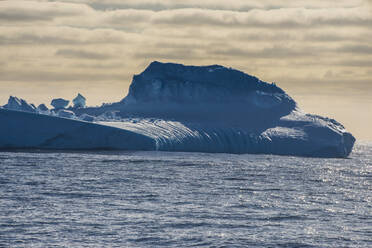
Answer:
[0,0,370,77]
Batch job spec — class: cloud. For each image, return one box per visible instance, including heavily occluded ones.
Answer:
[209,46,315,59]
[0,68,127,82]
[339,60,372,67]
[55,49,112,60]
[135,49,202,60]
[59,0,364,11]
[2,1,371,29]
[0,26,141,46]
[149,7,372,28]
[0,1,93,22]
[337,45,372,54]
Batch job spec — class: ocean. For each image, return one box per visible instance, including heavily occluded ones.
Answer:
[0,143,371,247]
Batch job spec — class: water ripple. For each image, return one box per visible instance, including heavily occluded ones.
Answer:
[0,143,371,247]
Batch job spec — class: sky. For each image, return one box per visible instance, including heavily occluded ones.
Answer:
[0,0,371,140]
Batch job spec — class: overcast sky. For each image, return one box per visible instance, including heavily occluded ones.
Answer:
[0,0,371,140]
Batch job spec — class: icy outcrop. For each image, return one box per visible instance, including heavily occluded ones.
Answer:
[3,96,36,113]
[51,98,69,109]
[73,93,86,108]
[0,61,356,157]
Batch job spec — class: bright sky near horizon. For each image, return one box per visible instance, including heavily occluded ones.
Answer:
[0,0,371,140]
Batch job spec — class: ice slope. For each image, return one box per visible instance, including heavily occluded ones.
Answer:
[0,109,153,150]
[0,61,355,157]
[99,109,354,158]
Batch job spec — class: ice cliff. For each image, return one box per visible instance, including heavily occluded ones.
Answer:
[0,61,355,157]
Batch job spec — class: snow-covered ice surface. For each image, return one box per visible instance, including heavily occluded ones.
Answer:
[0,61,355,157]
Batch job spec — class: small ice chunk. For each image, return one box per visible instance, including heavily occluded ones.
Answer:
[73,93,86,108]
[51,98,69,109]
[37,104,49,112]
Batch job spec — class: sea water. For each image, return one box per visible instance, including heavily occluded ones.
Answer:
[0,143,371,247]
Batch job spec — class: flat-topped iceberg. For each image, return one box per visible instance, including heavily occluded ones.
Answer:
[0,61,355,157]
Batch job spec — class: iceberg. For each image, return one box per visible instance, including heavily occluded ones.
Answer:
[0,61,355,157]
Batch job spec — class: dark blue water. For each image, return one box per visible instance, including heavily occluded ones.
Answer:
[1,143,371,247]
